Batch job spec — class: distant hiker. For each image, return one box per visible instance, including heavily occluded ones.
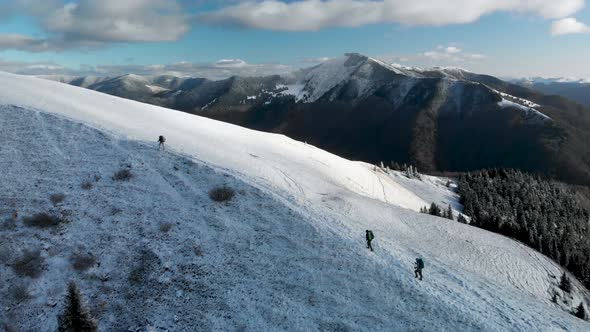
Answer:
[415,258,424,280]
[158,135,166,150]
[366,230,375,251]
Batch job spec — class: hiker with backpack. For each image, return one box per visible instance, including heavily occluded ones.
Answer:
[158,135,166,150]
[366,230,375,251]
[415,258,424,280]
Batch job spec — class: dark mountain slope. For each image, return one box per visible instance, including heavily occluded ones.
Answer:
[48,54,590,185]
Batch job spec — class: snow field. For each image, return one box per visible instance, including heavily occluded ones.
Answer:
[0,72,588,331]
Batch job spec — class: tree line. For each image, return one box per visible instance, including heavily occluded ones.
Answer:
[457,169,590,290]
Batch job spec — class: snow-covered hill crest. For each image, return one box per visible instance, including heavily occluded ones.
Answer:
[0,72,589,331]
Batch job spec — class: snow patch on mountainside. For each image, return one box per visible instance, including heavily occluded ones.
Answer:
[145,84,169,94]
[498,99,551,122]
[276,83,306,101]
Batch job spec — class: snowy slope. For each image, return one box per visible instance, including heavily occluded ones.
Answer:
[0,71,589,331]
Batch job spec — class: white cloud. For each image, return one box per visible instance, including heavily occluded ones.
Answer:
[200,0,585,31]
[550,17,590,36]
[0,58,70,75]
[0,0,189,51]
[445,46,462,54]
[0,34,52,52]
[299,57,334,64]
[45,0,188,43]
[0,58,294,80]
[378,44,487,69]
[421,44,484,62]
[214,59,249,67]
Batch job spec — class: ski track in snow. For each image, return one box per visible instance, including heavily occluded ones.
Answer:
[0,71,589,331]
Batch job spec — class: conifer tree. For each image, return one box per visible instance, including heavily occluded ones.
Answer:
[428,203,442,217]
[58,282,98,332]
[457,168,590,290]
[560,272,572,293]
[575,302,586,320]
[446,204,454,220]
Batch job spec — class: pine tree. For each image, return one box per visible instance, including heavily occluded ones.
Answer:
[428,203,442,217]
[559,272,572,293]
[446,204,454,220]
[58,282,98,332]
[575,302,586,320]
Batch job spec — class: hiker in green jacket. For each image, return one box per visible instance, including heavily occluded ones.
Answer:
[415,258,424,280]
[366,230,375,251]
[158,135,166,151]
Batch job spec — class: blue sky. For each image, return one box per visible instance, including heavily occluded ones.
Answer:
[0,0,589,78]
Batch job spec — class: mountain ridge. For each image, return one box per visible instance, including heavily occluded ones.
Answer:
[39,53,590,186]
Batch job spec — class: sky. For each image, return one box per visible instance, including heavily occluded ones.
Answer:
[0,0,589,79]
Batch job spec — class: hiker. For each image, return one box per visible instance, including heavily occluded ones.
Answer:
[158,135,166,150]
[366,230,375,251]
[415,258,424,280]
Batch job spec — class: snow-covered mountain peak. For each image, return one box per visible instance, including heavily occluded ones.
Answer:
[284,53,406,103]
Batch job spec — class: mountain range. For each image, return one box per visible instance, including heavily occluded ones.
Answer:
[44,53,590,186]
[510,77,590,108]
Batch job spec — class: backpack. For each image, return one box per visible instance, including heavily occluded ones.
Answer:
[417,258,424,269]
[367,231,374,241]
[159,135,166,143]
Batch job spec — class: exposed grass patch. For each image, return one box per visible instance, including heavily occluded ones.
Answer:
[70,252,97,272]
[12,249,45,278]
[23,213,66,228]
[0,218,17,231]
[11,281,31,302]
[209,186,235,202]
[194,245,204,257]
[159,222,173,233]
[50,193,66,205]
[112,168,133,181]
[0,243,13,264]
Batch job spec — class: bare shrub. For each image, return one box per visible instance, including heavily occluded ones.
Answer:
[112,168,133,181]
[12,249,45,278]
[70,252,97,272]
[0,243,13,264]
[128,249,161,285]
[194,245,204,257]
[11,281,31,302]
[0,218,17,231]
[159,222,173,233]
[209,186,235,202]
[1,322,18,332]
[50,193,66,205]
[81,181,93,190]
[23,213,66,228]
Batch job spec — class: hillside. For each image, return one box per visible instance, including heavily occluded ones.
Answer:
[1,72,589,331]
[46,54,590,186]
